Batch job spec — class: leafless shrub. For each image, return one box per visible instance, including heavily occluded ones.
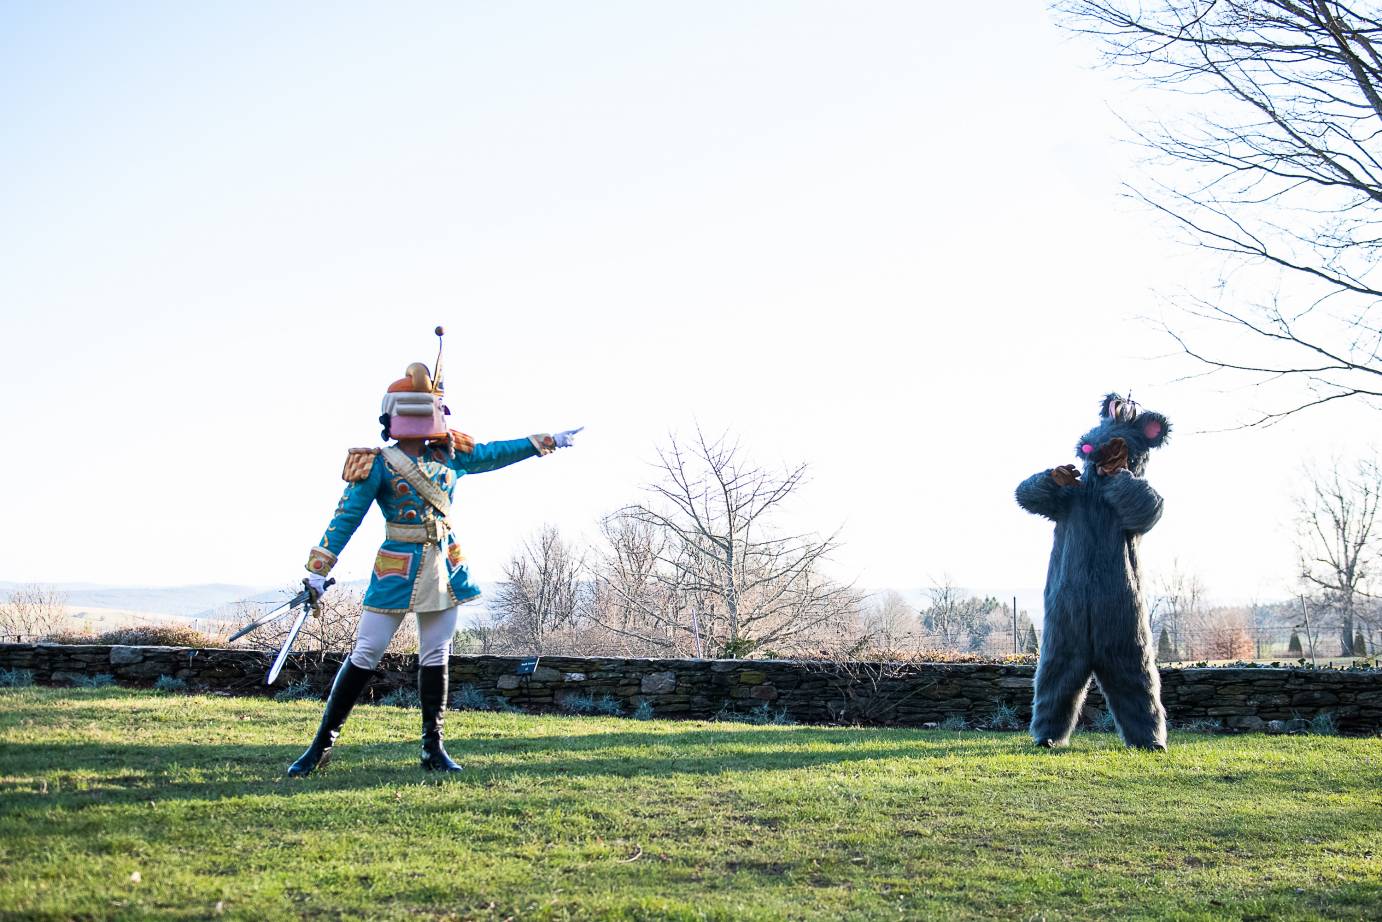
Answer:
[793,649,1038,666]
[229,586,415,657]
[43,625,217,647]
[1199,607,1255,661]
[0,585,69,640]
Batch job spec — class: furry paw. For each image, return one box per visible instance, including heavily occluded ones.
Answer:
[1050,465,1081,487]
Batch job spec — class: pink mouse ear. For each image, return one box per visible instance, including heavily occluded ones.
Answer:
[1143,419,1162,440]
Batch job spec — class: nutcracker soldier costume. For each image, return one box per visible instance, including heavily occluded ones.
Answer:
[288,327,580,776]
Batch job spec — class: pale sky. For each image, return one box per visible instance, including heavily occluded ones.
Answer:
[2,1,1372,606]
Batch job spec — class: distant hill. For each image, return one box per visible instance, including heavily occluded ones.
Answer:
[0,581,275,618]
[0,579,476,630]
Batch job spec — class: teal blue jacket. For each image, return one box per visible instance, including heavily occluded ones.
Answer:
[306,437,546,614]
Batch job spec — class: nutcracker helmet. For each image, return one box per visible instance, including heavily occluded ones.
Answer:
[380,327,450,441]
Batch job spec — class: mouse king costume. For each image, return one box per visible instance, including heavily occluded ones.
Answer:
[288,327,581,777]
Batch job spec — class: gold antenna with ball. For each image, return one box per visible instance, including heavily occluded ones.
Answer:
[433,326,446,394]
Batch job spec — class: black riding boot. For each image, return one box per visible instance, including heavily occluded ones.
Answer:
[418,665,463,773]
[287,660,377,777]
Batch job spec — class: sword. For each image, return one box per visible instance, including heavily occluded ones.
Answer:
[264,577,334,685]
[227,578,334,642]
[267,602,314,685]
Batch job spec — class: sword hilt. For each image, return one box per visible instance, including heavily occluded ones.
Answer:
[303,577,336,616]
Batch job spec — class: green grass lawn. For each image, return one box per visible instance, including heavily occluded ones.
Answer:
[1,688,1379,921]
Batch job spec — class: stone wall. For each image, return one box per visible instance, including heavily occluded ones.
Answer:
[2,643,1379,734]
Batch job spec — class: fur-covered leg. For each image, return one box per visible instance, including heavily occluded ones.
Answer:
[1030,650,1091,748]
[1093,653,1167,751]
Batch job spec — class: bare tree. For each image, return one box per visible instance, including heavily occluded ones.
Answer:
[584,515,698,656]
[918,580,1000,652]
[860,590,917,653]
[1358,593,1382,655]
[1060,0,1382,424]
[1151,562,1207,659]
[490,525,586,655]
[602,428,864,658]
[0,585,69,640]
[1295,455,1380,654]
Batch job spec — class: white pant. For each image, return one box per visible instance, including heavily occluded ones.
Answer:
[349,606,459,670]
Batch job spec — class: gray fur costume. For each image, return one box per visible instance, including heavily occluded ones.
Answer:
[1015,394,1170,750]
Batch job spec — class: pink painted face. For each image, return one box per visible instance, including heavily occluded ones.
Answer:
[389,409,448,440]
[383,390,449,440]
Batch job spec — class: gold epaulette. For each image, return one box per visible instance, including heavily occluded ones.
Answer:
[342,447,380,482]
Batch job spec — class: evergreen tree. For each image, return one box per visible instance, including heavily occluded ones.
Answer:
[1022,624,1039,654]
[1287,632,1303,656]
[1156,626,1174,662]
[1354,631,1368,658]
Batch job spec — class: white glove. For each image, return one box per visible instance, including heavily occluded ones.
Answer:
[305,575,332,599]
[554,427,584,448]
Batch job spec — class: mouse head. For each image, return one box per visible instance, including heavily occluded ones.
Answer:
[1075,393,1170,477]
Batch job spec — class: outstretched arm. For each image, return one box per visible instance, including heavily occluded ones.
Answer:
[306,454,383,576]
[450,428,582,475]
[450,436,547,475]
[1016,469,1075,522]
[1101,470,1163,535]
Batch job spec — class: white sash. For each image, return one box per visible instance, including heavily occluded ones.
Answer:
[379,445,456,612]
[379,446,452,519]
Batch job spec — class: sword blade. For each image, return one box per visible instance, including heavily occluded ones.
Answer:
[228,601,292,642]
[267,605,312,685]
[228,590,312,643]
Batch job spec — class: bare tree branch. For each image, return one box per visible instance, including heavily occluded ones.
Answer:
[1060,0,1382,424]
[590,427,863,658]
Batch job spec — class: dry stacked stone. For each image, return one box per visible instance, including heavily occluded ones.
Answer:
[2,643,1378,734]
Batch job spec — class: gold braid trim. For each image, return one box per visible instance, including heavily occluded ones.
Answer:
[342,448,379,482]
[306,546,338,576]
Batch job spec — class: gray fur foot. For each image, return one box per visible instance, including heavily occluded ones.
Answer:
[1116,724,1168,751]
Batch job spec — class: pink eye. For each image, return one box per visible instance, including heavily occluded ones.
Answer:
[1081,444,1093,454]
